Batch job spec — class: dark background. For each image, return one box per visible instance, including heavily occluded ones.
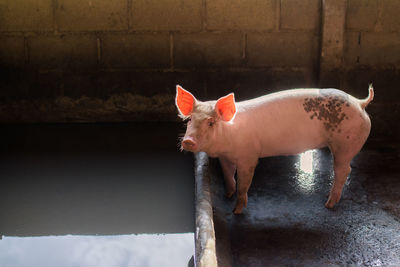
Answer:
[0,0,399,141]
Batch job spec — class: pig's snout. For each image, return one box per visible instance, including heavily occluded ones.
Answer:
[181,136,197,151]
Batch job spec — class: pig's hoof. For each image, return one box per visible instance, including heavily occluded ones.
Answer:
[325,199,336,209]
[225,190,235,199]
[233,206,243,214]
[325,193,341,209]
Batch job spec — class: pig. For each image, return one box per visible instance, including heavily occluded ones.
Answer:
[176,84,374,214]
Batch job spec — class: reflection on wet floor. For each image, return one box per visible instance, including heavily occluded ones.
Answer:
[298,149,314,174]
[0,123,195,267]
[0,234,194,267]
[210,142,400,266]
[295,150,316,194]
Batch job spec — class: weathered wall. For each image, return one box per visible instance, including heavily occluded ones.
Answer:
[341,0,400,140]
[0,0,398,139]
[0,0,320,122]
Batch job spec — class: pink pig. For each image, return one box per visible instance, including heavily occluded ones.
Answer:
[176,85,374,214]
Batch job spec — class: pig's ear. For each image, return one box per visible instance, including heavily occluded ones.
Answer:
[215,93,237,122]
[176,85,195,117]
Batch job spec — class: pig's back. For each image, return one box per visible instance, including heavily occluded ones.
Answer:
[234,89,361,156]
[238,88,321,107]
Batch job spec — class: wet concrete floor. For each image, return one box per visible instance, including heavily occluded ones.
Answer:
[0,122,195,266]
[209,140,400,266]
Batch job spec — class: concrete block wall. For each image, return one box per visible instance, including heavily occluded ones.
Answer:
[0,0,398,140]
[0,0,321,123]
[341,0,400,140]
[345,0,400,68]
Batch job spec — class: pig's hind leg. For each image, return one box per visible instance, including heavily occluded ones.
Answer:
[325,155,352,209]
[325,140,364,209]
[219,157,237,198]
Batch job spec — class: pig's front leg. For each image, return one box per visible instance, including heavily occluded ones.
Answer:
[219,157,237,198]
[233,159,258,214]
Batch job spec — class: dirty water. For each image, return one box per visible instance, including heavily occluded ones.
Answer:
[0,123,195,267]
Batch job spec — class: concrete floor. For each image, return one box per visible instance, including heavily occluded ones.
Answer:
[209,141,400,266]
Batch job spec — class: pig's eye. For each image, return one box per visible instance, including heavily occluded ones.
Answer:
[208,120,215,127]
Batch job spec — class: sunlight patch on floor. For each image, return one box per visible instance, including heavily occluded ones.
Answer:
[295,150,316,194]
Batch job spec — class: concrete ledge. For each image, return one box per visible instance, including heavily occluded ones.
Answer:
[194,153,218,267]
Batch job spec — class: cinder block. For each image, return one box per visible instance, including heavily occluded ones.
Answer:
[97,71,181,97]
[205,70,312,100]
[102,34,170,69]
[131,0,202,31]
[28,35,98,70]
[0,36,25,68]
[174,33,243,68]
[379,1,400,32]
[0,0,53,31]
[57,0,128,31]
[206,0,277,31]
[247,33,318,67]
[344,31,360,66]
[346,0,379,31]
[359,33,400,66]
[280,0,320,31]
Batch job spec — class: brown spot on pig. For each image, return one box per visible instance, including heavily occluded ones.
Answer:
[303,90,350,133]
